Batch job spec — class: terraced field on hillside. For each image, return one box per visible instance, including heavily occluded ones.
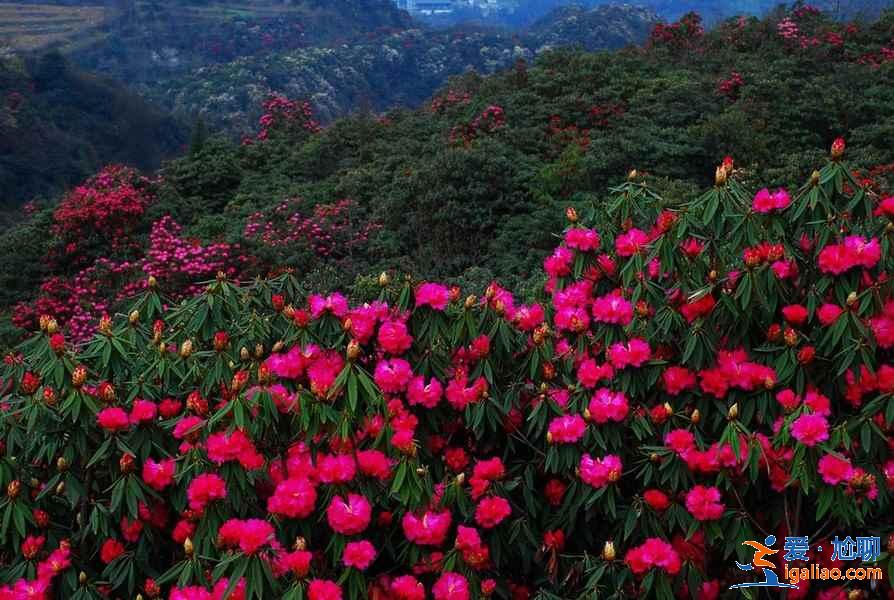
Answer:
[0,3,108,51]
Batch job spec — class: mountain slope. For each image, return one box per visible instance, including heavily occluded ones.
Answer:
[145,4,658,132]
[0,50,186,204]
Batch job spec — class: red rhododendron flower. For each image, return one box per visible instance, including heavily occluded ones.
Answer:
[343,540,377,570]
[308,579,343,600]
[624,538,681,575]
[643,489,671,511]
[97,407,130,433]
[391,575,426,600]
[684,485,725,521]
[474,496,511,529]
[186,473,227,511]
[99,539,125,564]
[662,366,696,395]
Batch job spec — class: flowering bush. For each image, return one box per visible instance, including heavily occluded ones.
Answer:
[2,142,894,600]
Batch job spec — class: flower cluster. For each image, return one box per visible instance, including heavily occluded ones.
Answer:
[3,144,894,600]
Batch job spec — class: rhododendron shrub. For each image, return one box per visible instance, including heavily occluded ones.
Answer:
[3,144,894,599]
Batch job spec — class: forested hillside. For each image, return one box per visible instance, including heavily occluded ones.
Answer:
[146,4,657,131]
[2,6,893,345]
[0,49,186,204]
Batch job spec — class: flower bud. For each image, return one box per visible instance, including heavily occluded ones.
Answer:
[565,206,578,223]
[72,365,87,388]
[831,136,845,160]
[583,408,592,421]
[179,339,193,359]
[98,314,113,336]
[455,472,466,486]
[119,453,135,474]
[128,310,140,325]
[810,170,821,187]
[57,457,69,472]
[147,275,157,289]
[649,453,660,463]
[216,271,226,282]
[254,344,264,359]
[783,327,798,347]
[347,339,361,361]
[240,347,250,361]
[184,537,194,557]
[39,315,50,332]
[46,318,58,334]
[715,165,728,186]
[272,340,284,353]
[627,169,638,181]
[690,408,700,424]
[294,537,307,551]
[602,540,616,561]
[846,291,858,307]
[7,480,20,499]
[55,481,65,495]
[727,402,739,421]
[663,402,673,416]
[378,272,391,287]
[79,571,87,585]
[42,386,57,407]
[464,295,477,310]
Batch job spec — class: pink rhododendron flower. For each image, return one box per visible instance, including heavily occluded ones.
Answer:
[592,289,633,325]
[752,188,791,212]
[607,338,651,369]
[615,228,650,257]
[790,413,829,447]
[326,494,371,535]
[587,388,629,424]
[415,283,450,311]
[579,454,622,488]
[142,458,175,491]
[407,375,443,408]
[547,414,586,443]
[432,572,469,600]
[374,358,414,393]
[402,509,452,546]
[818,454,854,485]
[267,477,317,519]
[564,227,600,251]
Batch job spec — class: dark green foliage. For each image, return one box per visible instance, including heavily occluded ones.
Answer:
[0,51,187,204]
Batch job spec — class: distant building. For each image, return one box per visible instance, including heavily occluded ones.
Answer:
[395,0,456,14]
